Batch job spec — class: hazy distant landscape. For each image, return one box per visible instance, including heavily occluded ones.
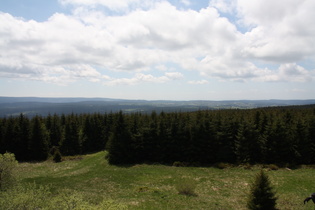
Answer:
[1,97,315,117]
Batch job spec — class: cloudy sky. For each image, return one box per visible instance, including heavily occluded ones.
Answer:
[0,0,314,100]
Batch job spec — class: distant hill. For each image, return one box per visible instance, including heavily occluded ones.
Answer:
[0,97,314,117]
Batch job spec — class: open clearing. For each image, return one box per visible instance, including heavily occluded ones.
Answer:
[15,151,315,209]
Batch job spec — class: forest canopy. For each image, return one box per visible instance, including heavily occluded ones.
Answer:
[0,105,315,165]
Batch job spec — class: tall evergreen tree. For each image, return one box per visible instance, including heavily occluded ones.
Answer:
[106,111,134,164]
[46,114,62,147]
[82,114,106,154]
[157,111,171,163]
[2,118,19,156]
[16,114,30,160]
[29,116,50,161]
[0,118,4,154]
[215,118,237,163]
[235,120,261,164]
[60,115,81,156]
[308,117,315,164]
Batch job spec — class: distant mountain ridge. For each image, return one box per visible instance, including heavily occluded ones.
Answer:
[0,97,314,117]
[0,97,123,103]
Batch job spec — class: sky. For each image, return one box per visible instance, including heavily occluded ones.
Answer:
[0,0,314,100]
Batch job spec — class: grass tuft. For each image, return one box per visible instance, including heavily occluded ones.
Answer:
[175,178,197,196]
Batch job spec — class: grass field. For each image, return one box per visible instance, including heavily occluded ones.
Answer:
[9,151,315,209]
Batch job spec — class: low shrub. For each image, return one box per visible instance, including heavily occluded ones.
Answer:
[0,152,18,191]
[173,161,188,167]
[0,183,51,209]
[265,164,279,171]
[240,163,252,170]
[215,162,233,169]
[53,149,62,163]
[0,183,127,210]
[175,178,197,196]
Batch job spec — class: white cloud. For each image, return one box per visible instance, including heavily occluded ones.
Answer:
[251,63,314,83]
[188,80,209,85]
[180,0,191,6]
[209,0,236,14]
[165,72,183,80]
[277,63,313,82]
[59,0,143,11]
[103,72,182,86]
[239,0,315,62]
[0,0,314,87]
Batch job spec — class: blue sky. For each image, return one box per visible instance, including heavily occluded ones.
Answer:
[0,0,314,100]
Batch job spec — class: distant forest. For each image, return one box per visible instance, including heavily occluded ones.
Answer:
[1,97,315,117]
[1,105,315,165]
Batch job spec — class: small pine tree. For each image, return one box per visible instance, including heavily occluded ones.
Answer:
[247,170,278,210]
[53,149,62,163]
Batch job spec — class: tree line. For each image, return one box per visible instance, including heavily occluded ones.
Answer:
[0,105,315,165]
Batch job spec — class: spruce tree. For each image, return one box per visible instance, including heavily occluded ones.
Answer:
[106,111,133,164]
[247,170,278,210]
[60,115,81,156]
[53,148,62,163]
[29,116,50,161]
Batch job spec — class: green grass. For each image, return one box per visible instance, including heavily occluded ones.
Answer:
[13,151,315,209]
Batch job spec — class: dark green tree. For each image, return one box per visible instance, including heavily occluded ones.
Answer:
[29,116,50,161]
[215,117,237,163]
[308,117,315,164]
[106,111,134,164]
[0,118,4,154]
[142,111,160,162]
[2,118,19,155]
[46,114,62,147]
[60,115,82,156]
[157,111,171,163]
[53,148,62,163]
[247,170,278,210]
[235,120,261,164]
[16,114,30,160]
[82,114,106,154]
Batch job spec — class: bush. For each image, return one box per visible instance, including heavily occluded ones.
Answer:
[247,170,278,210]
[175,178,197,196]
[0,183,127,210]
[173,161,188,167]
[0,152,18,191]
[240,163,252,170]
[53,149,62,163]
[265,164,279,171]
[215,162,233,169]
[0,183,51,209]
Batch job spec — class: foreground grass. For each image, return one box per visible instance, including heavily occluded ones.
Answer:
[11,151,315,209]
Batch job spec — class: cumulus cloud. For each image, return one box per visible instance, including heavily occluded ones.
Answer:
[59,0,142,11]
[180,0,191,6]
[103,72,183,86]
[240,0,315,62]
[188,80,209,85]
[164,72,184,80]
[0,0,314,86]
[276,63,313,82]
[209,0,236,14]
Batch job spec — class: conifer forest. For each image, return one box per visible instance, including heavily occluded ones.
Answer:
[1,105,315,166]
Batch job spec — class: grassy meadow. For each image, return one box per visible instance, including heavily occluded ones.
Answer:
[6,151,315,209]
